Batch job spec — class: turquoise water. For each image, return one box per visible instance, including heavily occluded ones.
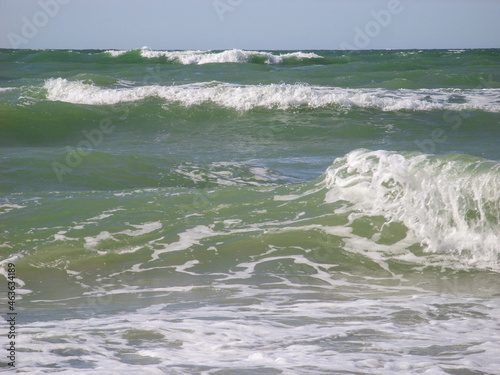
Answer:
[1,48,500,374]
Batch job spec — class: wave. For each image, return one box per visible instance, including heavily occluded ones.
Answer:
[42,78,500,112]
[324,149,500,270]
[3,146,500,272]
[104,47,323,64]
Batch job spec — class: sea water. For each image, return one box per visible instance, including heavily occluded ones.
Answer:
[1,48,500,374]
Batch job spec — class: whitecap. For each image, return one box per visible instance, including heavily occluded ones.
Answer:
[324,149,500,270]
[43,78,500,112]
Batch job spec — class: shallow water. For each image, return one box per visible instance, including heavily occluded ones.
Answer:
[1,48,500,374]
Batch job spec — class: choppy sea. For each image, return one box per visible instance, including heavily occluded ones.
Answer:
[1,48,500,374]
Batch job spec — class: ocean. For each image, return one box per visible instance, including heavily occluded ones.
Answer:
[1,48,500,374]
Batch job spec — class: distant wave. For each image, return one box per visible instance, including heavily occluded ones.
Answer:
[325,149,500,270]
[104,47,323,64]
[43,78,500,112]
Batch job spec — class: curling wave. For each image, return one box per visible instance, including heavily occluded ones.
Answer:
[325,149,500,270]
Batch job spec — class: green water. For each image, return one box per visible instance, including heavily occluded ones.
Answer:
[1,48,500,374]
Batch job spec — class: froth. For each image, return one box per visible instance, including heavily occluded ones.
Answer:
[325,150,500,270]
[43,78,500,112]
[104,49,127,57]
[105,47,323,64]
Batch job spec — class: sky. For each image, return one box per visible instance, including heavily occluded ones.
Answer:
[1,0,499,50]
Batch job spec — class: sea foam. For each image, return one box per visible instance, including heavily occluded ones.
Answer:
[43,78,500,112]
[105,47,323,64]
[324,149,500,270]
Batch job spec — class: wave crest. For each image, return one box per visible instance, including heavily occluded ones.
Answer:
[104,47,323,65]
[43,78,500,112]
[325,149,500,270]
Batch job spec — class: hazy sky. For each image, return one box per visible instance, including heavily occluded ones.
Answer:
[1,0,499,50]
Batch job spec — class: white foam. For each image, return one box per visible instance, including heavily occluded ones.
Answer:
[119,221,162,237]
[273,185,324,201]
[87,213,113,221]
[17,292,500,374]
[105,47,323,64]
[0,203,26,214]
[84,231,116,250]
[173,162,281,186]
[151,225,216,260]
[249,166,282,182]
[324,149,500,270]
[172,260,200,275]
[104,49,128,57]
[53,230,78,242]
[43,78,500,112]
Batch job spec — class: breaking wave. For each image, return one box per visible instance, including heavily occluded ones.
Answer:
[104,47,323,64]
[325,149,500,270]
[42,78,500,112]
